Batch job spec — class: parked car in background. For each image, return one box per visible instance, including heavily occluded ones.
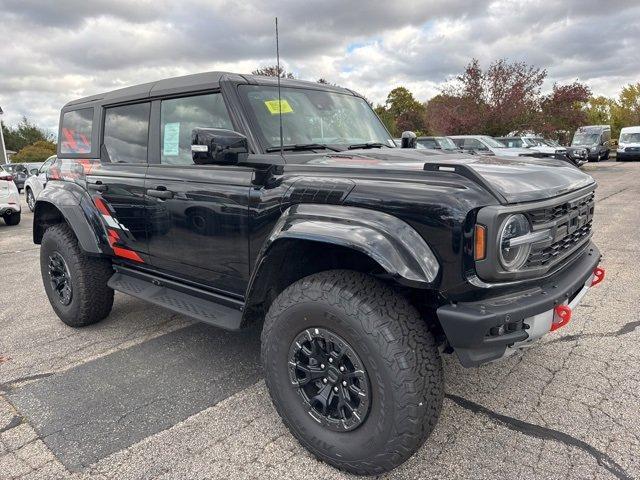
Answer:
[0,165,21,225]
[1,163,29,192]
[567,125,611,162]
[449,135,532,157]
[416,136,461,152]
[617,126,640,161]
[24,162,45,175]
[496,136,567,157]
[24,155,56,211]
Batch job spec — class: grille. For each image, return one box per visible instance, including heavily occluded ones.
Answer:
[527,191,594,226]
[626,147,640,152]
[524,190,595,269]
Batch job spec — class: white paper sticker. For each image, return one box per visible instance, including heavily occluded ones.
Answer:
[163,122,180,156]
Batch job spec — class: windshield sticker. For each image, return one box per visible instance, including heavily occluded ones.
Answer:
[264,99,293,115]
[163,122,180,156]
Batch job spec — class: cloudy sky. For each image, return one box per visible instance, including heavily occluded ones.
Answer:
[1,0,639,135]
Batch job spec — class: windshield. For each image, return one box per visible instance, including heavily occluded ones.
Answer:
[240,85,394,150]
[482,136,507,148]
[572,132,599,146]
[620,132,640,143]
[436,137,458,149]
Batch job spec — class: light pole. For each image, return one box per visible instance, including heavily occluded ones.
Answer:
[0,106,7,164]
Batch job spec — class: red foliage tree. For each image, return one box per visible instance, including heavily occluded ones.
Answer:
[426,58,546,136]
[539,82,591,142]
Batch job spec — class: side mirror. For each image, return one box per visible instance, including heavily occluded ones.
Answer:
[400,131,417,149]
[191,128,249,165]
[30,169,39,175]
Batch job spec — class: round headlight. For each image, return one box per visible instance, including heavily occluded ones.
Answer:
[498,214,531,271]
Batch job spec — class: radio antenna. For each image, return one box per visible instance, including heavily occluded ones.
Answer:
[275,17,284,157]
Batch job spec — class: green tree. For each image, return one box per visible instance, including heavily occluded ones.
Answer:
[376,87,426,136]
[252,65,295,78]
[12,140,56,163]
[1,117,54,152]
[585,96,613,126]
[612,83,640,137]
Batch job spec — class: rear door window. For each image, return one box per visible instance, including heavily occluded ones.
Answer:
[60,108,93,154]
[103,103,151,163]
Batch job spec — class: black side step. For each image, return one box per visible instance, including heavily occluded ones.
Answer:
[108,269,243,330]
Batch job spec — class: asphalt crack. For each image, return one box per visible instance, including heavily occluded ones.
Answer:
[446,394,633,480]
[543,320,640,346]
[597,187,630,203]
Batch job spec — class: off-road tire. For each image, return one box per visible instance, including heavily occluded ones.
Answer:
[40,223,114,327]
[3,212,20,226]
[261,270,444,475]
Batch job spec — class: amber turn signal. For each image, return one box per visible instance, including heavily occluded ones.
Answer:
[474,225,487,261]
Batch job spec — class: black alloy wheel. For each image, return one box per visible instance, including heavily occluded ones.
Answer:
[48,251,73,306]
[288,327,370,432]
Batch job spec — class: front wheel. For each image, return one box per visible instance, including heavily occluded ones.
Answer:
[261,270,443,475]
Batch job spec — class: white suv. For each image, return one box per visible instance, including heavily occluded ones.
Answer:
[24,155,56,212]
[0,165,21,225]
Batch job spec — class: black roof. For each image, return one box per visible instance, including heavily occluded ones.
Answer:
[64,71,356,109]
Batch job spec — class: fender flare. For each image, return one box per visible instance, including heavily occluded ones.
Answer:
[250,204,440,291]
[33,186,105,255]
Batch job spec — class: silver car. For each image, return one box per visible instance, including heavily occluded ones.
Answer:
[450,135,533,157]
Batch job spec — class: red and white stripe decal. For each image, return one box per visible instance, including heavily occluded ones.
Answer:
[93,196,143,263]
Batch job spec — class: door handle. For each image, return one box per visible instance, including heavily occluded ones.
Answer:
[88,182,108,192]
[147,188,174,199]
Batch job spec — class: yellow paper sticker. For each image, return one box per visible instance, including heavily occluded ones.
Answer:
[264,99,293,115]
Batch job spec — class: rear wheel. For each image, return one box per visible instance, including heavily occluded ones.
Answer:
[3,212,20,226]
[40,224,114,327]
[261,270,443,475]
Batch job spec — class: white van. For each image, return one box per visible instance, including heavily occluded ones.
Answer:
[617,126,640,161]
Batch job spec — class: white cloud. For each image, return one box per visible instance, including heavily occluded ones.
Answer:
[0,0,638,134]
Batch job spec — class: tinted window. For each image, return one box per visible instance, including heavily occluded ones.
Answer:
[160,93,233,165]
[60,108,93,154]
[104,103,150,163]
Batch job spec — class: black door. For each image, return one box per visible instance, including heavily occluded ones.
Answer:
[87,102,152,262]
[144,92,253,296]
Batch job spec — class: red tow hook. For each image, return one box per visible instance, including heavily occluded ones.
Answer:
[551,305,572,332]
[591,267,605,287]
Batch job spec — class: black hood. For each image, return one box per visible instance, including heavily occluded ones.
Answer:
[304,148,595,204]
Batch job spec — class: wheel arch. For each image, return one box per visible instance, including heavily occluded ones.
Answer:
[241,204,441,327]
[33,188,105,255]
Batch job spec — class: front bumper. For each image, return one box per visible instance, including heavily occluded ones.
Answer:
[438,242,601,367]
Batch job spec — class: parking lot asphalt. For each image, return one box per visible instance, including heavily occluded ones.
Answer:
[1,160,639,480]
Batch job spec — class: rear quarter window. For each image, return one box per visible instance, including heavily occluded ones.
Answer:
[60,108,93,154]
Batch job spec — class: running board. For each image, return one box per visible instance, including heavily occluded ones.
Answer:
[108,269,243,330]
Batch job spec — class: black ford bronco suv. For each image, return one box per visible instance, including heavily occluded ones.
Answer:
[35,72,604,475]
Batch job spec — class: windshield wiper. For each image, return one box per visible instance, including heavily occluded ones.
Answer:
[348,142,392,150]
[265,143,341,152]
